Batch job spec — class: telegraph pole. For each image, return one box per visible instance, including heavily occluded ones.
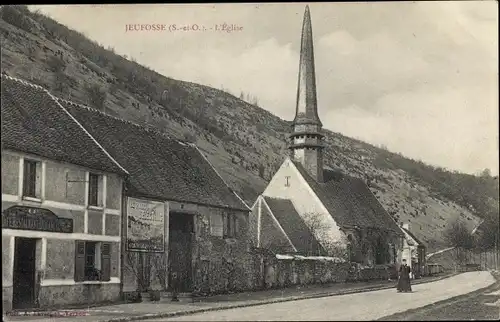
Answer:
[496,233,499,271]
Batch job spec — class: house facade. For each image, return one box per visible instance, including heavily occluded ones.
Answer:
[1,75,127,312]
[400,223,427,278]
[251,6,404,268]
[60,98,253,297]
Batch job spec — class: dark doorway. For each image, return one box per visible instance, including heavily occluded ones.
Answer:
[12,237,37,309]
[168,212,194,293]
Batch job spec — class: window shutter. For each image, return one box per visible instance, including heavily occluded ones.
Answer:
[74,241,86,282]
[101,243,111,282]
[35,162,42,197]
[233,215,239,237]
[222,213,228,238]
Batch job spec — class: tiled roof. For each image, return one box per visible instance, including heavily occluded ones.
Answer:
[0,75,126,175]
[60,99,248,211]
[292,161,403,235]
[264,196,325,254]
[402,227,425,247]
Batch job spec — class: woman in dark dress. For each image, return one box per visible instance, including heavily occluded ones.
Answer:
[397,259,412,292]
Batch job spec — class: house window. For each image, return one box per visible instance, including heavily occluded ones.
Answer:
[85,242,100,280]
[88,173,103,207]
[23,159,41,199]
[75,240,111,282]
[210,213,224,237]
[223,213,238,239]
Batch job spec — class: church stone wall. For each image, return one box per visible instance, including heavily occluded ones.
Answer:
[261,255,350,289]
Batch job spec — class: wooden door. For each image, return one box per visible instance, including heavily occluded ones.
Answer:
[168,212,194,292]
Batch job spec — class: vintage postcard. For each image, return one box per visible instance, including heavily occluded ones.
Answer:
[1,2,498,321]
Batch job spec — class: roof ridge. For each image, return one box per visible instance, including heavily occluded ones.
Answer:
[264,196,290,201]
[46,92,129,175]
[1,73,128,175]
[54,96,174,140]
[192,145,250,211]
[1,74,46,91]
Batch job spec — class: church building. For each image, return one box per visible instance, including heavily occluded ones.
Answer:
[251,6,405,266]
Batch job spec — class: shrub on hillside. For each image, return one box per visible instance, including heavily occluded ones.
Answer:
[86,84,107,111]
[1,6,35,33]
[48,56,66,73]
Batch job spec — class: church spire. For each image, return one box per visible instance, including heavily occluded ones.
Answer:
[289,5,325,182]
[293,4,321,127]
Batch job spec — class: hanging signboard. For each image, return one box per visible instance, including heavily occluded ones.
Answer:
[2,206,73,233]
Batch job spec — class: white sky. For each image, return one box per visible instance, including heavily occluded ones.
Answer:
[30,2,499,175]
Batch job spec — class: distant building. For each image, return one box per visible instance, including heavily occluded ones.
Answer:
[251,6,404,266]
[1,75,127,312]
[400,223,427,278]
[59,98,252,297]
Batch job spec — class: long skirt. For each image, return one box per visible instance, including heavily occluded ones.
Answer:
[396,277,412,292]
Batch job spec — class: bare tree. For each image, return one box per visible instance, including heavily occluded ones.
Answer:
[125,251,148,292]
[444,219,476,268]
[150,253,168,291]
[444,219,474,250]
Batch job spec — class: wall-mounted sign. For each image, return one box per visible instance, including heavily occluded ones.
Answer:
[2,206,73,233]
[126,197,165,252]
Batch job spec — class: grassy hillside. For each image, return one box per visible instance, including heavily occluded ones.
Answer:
[1,5,498,253]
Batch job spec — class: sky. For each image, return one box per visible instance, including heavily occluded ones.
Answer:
[29,2,499,175]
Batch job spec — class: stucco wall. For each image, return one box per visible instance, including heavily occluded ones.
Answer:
[1,150,123,310]
[45,239,75,280]
[38,283,120,308]
[2,235,13,282]
[1,150,123,236]
[1,153,19,195]
[45,161,86,205]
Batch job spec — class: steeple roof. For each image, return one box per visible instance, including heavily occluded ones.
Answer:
[293,5,322,127]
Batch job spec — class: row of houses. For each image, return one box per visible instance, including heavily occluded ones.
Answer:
[1,74,252,311]
[1,5,427,313]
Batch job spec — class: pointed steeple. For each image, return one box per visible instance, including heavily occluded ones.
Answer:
[289,5,325,183]
[293,5,321,127]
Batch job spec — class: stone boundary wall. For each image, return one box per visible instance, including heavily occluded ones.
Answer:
[346,263,392,282]
[261,254,350,289]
